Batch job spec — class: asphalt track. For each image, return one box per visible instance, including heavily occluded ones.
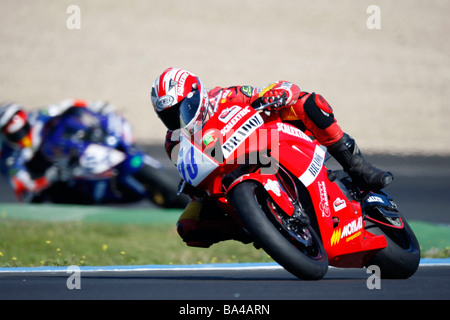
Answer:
[0,262,449,301]
[1,148,449,303]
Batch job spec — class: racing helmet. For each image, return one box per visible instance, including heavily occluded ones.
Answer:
[151,67,212,131]
[0,102,32,148]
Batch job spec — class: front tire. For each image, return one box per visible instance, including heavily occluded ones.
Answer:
[365,213,420,279]
[230,181,328,280]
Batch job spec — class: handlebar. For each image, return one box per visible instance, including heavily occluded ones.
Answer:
[253,99,283,111]
[253,94,286,111]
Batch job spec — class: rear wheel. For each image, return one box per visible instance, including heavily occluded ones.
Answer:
[230,181,328,280]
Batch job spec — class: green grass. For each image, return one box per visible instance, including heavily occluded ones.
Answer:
[0,203,448,268]
[409,221,450,258]
[0,219,273,267]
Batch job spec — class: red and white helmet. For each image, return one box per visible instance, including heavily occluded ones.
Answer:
[0,102,32,148]
[151,67,211,131]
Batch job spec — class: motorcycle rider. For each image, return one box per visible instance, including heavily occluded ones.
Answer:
[151,67,393,247]
[0,99,116,202]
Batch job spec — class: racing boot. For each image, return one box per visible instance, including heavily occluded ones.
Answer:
[327,133,394,190]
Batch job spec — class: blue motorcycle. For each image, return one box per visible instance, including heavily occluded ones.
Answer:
[31,106,188,208]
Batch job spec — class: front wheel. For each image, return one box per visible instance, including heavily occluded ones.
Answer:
[364,212,420,279]
[230,181,328,280]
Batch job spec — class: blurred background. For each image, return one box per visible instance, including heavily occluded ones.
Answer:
[0,0,449,155]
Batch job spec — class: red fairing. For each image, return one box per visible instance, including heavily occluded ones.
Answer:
[227,172,295,216]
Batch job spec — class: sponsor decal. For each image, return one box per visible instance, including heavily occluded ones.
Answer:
[240,85,254,97]
[264,179,281,197]
[333,197,347,212]
[279,82,292,90]
[177,71,189,96]
[257,83,276,97]
[202,134,215,147]
[219,105,241,123]
[155,95,174,111]
[220,106,252,136]
[298,145,325,187]
[168,79,177,92]
[220,89,233,104]
[277,123,312,141]
[367,195,384,203]
[330,217,363,246]
[318,181,330,217]
[222,113,264,159]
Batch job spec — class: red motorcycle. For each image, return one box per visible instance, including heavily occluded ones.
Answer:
[175,93,420,280]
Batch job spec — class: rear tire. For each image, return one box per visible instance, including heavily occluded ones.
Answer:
[230,181,328,280]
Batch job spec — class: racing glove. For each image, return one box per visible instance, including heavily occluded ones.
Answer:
[252,81,299,109]
[260,90,288,108]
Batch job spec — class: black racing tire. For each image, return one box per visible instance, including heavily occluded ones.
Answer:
[364,213,420,279]
[230,181,328,280]
[133,164,189,208]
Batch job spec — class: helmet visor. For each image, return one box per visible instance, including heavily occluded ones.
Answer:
[179,89,207,134]
[157,102,181,131]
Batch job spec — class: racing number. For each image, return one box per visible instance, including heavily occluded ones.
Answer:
[177,146,198,185]
[186,146,198,181]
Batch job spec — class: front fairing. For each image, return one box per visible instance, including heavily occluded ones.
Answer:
[176,130,220,187]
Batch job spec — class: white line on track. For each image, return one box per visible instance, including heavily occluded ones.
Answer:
[0,259,449,274]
